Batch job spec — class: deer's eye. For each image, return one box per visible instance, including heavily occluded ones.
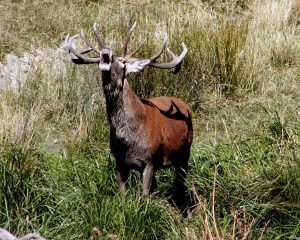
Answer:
[117,58,126,68]
[118,58,126,64]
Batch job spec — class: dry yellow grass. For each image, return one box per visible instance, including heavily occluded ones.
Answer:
[0,0,299,239]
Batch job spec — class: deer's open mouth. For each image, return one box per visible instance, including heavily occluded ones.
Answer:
[99,48,111,71]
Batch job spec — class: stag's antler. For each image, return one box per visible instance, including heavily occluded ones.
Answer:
[121,21,137,57]
[149,43,187,69]
[65,21,187,72]
[65,34,100,64]
[126,38,146,58]
[149,43,187,74]
[65,22,107,64]
[93,22,105,49]
[122,24,187,73]
[80,29,100,55]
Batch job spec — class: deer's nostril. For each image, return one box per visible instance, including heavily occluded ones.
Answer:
[102,48,110,55]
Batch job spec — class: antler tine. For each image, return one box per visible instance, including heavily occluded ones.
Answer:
[149,42,187,69]
[80,47,94,54]
[126,38,146,58]
[80,30,101,55]
[166,47,176,59]
[93,22,105,49]
[149,32,168,62]
[121,21,137,57]
[65,34,100,64]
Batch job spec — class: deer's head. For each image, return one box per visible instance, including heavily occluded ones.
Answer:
[65,21,187,84]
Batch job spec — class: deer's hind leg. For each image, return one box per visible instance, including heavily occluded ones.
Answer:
[174,160,188,195]
[173,150,190,207]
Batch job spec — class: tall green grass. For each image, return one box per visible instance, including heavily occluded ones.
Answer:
[0,0,300,239]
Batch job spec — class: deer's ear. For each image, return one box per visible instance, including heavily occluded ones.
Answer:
[125,59,150,73]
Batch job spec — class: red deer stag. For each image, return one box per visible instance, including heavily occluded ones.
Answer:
[65,21,193,197]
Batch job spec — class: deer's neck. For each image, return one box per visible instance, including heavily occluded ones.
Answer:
[101,72,145,132]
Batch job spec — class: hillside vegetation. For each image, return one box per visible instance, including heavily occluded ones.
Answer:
[0,0,300,239]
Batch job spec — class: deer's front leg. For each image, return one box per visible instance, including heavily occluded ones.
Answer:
[142,164,154,196]
[116,162,129,196]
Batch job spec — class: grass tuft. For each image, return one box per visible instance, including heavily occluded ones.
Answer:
[0,0,300,239]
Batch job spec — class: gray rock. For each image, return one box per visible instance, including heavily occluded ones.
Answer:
[0,43,68,90]
[0,229,46,240]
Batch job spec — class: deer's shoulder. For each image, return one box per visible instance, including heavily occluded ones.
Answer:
[140,97,191,119]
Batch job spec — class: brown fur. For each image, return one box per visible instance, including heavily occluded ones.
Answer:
[103,58,193,195]
[67,38,193,196]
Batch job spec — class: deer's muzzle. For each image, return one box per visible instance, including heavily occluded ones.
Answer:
[99,48,112,71]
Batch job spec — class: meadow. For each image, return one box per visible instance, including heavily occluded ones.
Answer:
[0,0,300,239]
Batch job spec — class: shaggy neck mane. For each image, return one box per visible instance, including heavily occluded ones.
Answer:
[101,71,145,133]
